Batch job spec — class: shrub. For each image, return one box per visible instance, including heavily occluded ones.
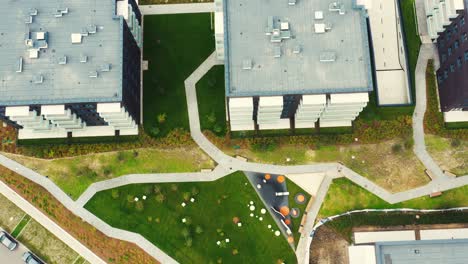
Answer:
[111,189,119,199]
[135,201,144,212]
[155,193,165,203]
[391,144,403,154]
[181,227,190,238]
[150,127,160,137]
[195,225,203,234]
[157,113,167,124]
[404,137,414,149]
[154,185,162,194]
[451,138,461,148]
[183,192,191,201]
[185,237,193,248]
[191,187,199,196]
[116,151,126,162]
[206,112,217,124]
[170,184,178,192]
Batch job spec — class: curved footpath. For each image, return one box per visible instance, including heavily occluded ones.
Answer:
[0,13,467,264]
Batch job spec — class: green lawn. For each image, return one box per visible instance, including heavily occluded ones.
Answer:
[319,178,468,218]
[11,214,31,238]
[85,172,296,264]
[400,0,421,97]
[5,148,214,200]
[196,66,227,136]
[143,14,215,137]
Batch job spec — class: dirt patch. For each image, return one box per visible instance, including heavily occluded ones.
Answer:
[310,225,349,264]
[0,194,25,232]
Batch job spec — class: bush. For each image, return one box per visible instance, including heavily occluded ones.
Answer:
[391,144,403,154]
[183,192,191,201]
[154,185,162,194]
[135,201,145,212]
[404,137,414,149]
[195,225,203,234]
[181,227,190,238]
[111,189,120,199]
[155,193,165,203]
[249,137,279,152]
[150,127,160,137]
[451,138,461,148]
[157,113,167,124]
[184,237,193,248]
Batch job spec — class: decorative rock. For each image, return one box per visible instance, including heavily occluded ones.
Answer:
[255,215,258,218]
[268,225,272,229]
[260,209,267,214]
[142,196,147,200]
[217,241,221,245]
[351,155,355,159]
[182,218,186,223]
[181,202,186,207]
[249,205,255,211]
[249,201,254,205]
[275,231,281,236]
[238,222,242,227]
[134,197,139,202]
[256,184,262,189]
[263,179,267,183]
[190,198,195,202]
[355,138,359,142]
[225,238,230,243]
[259,217,263,221]
[250,213,254,217]
[286,158,291,162]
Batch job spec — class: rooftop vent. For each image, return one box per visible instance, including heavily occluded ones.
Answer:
[16,57,23,73]
[274,46,282,58]
[100,63,111,72]
[288,0,296,5]
[314,24,326,33]
[242,59,253,70]
[329,2,345,15]
[80,54,88,63]
[54,8,69,18]
[315,11,324,20]
[29,8,38,16]
[87,25,97,34]
[25,16,33,24]
[71,33,82,44]
[36,32,46,40]
[89,71,98,78]
[58,56,67,65]
[293,45,302,54]
[320,51,336,62]
[81,28,89,37]
[33,75,44,84]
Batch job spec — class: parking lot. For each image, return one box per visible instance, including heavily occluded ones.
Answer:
[0,229,29,264]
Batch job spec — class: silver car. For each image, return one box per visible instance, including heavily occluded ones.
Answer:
[23,251,45,264]
[0,231,18,251]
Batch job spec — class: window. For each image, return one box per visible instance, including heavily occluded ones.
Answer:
[463,33,468,42]
[444,70,449,79]
[450,64,455,72]
[464,50,468,61]
[438,75,444,84]
[461,17,466,26]
[457,57,462,68]
[455,40,460,49]
[448,47,452,56]
[454,24,459,34]
[442,53,447,62]
[447,29,452,40]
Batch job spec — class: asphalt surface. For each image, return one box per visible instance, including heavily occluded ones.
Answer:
[0,230,28,264]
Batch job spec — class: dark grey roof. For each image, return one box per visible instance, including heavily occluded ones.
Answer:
[224,0,373,97]
[375,239,468,264]
[0,0,123,106]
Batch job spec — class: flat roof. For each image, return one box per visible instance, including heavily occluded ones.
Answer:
[0,0,123,106]
[224,0,373,97]
[375,239,468,264]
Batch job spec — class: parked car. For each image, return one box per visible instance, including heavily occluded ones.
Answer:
[0,231,18,251]
[22,252,45,264]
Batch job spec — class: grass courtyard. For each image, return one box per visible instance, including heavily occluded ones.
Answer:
[143,13,215,137]
[4,147,214,200]
[85,172,297,264]
[425,135,468,176]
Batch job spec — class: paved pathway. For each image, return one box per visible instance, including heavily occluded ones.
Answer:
[0,180,105,264]
[140,3,214,15]
[0,10,465,264]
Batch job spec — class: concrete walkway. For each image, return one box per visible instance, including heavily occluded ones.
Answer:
[140,3,214,15]
[0,181,105,264]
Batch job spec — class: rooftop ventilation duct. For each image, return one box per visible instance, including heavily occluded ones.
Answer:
[242,59,253,70]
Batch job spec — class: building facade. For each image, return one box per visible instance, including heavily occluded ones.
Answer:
[426,0,468,122]
[0,0,142,139]
[215,0,374,131]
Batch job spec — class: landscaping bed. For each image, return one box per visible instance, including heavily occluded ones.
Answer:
[4,147,214,200]
[85,172,297,264]
[425,135,468,176]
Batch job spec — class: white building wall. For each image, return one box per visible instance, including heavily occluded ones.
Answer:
[444,110,468,122]
[215,0,225,60]
[295,95,326,128]
[117,0,142,47]
[228,97,255,131]
[319,93,369,127]
[257,96,290,130]
[425,0,465,39]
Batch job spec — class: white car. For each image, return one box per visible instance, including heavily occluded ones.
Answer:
[23,251,45,264]
[0,231,18,251]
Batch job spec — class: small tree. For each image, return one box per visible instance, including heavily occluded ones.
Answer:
[111,189,120,199]
[157,113,167,124]
[195,225,203,234]
[183,192,191,201]
[150,127,160,137]
[391,143,403,154]
[170,184,178,192]
[154,184,162,194]
[451,138,461,148]
[185,237,193,247]
[181,227,190,238]
[155,193,165,204]
[135,201,144,212]
[191,187,199,196]
[207,112,217,124]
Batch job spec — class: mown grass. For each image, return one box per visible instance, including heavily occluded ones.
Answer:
[319,178,468,218]
[85,172,297,264]
[143,14,215,137]
[11,214,31,238]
